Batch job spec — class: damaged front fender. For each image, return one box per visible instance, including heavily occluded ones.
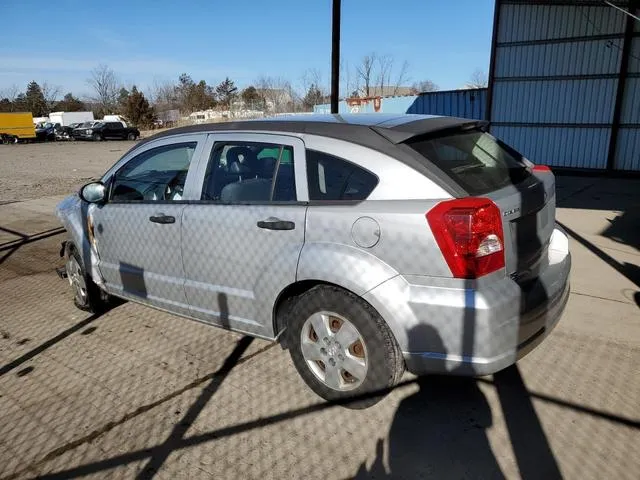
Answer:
[55,194,104,287]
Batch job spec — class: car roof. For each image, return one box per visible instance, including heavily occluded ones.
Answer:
[136,114,487,151]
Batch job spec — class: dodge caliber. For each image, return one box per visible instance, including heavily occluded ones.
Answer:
[56,114,571,407]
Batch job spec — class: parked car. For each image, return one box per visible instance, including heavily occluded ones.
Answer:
[55,114,571,406]
[55,122,83,141]
[72,121,139,141]
[35,122,59,141]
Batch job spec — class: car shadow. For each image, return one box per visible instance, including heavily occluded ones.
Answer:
[354,325,504,479]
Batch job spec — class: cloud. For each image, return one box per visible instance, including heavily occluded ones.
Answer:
[0,55,238,78]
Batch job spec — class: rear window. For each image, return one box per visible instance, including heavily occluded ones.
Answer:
[406,130,531,195]
[306,150,378,201]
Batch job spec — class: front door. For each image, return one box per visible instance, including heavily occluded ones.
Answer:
[92,135,206,316]
[182,133,308,338]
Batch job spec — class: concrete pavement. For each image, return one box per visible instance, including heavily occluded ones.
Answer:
[0,176,638,479]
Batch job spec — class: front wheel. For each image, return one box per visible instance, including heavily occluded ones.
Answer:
[65,245,110,313]
[92,133,102,141]
[287,286,404,408]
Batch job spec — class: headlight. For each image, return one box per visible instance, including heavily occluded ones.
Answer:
[87,129,93,134]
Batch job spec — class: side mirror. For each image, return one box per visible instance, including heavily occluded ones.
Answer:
[79,182,106,204]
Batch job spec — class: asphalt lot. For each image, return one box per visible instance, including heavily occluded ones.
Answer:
[0,142,639,479]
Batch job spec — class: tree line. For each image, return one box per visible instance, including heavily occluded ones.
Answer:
[0,56,487,128]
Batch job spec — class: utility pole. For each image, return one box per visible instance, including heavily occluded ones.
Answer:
[331,0,341,114]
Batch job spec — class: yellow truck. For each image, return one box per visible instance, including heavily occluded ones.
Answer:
[0,112,37,143]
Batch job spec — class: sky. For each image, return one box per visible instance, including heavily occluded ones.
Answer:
[0,0,495,99]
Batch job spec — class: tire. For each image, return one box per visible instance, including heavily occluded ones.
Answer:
[65,244,110,313]
[92,133,102,141]
[286,285,404,408]
[127,132,136,141]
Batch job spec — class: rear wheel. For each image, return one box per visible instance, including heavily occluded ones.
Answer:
[287,285,404,408]
[127,132,136,140]
[65,245,110,313]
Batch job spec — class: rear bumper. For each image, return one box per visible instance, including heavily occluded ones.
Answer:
[402,279,570,376]
[363,226,571,377]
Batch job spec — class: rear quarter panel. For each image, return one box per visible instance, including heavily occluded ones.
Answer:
[298,134,454,288]
[299,200,454,292]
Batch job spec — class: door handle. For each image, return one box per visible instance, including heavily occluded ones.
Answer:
[257,217,295,230]
[149,214,175,224]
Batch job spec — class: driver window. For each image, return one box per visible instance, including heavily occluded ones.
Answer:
[110,142,197,202]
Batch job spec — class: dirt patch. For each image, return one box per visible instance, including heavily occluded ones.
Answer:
[0,141,137,203]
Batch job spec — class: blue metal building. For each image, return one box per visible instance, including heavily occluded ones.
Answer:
[487,0,640,171]
[313,88,487,120]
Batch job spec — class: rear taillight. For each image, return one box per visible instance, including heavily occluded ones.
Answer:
[426,198,505,279]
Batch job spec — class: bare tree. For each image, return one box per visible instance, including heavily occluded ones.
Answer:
[356,53,376,97]
[301,68,326,97]
[465,69,488,88]
[412,79,439,93]
[41,82,62,111]
[151,79,179,110]
[392,60,411,95]
[256,75,296,113]
[1,84,20,102]
[376,55,394,96]
[87,64,121,114]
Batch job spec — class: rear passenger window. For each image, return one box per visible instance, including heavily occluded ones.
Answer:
[201,141,296,202]
[306,150,378,201]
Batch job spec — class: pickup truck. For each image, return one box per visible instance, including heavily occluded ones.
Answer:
[72,121,140,141]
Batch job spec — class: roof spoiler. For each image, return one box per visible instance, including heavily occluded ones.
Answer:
[371,118,489,144]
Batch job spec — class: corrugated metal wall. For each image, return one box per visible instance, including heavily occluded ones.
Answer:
[488,0,640,171]
[615,22,640,170]
[405,89,486,119]
[313,89,487,119]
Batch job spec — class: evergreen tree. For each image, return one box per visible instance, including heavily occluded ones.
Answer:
[215,77,238,108]
[24,81,48,116]
[123,86,155,128]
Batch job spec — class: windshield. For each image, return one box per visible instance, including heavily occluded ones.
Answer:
[80,122,94,127]
[406,130,531,195]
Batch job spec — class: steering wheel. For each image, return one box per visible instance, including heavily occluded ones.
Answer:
[164,173,186,200]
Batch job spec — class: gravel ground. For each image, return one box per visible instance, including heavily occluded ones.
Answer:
[0,141,137,203]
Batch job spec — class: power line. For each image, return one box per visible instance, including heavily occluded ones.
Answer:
[604,1,640,23]
[579,7,640,62]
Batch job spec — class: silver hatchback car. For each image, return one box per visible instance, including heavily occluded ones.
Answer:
[56,114,571,406]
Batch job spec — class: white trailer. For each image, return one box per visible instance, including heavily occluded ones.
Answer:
[49,111,94,126]
[102,114,128,127]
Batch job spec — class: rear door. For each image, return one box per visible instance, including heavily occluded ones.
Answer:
[93,134,206,315]
[406,130,555,282]
[182,133,307,338]
[106,122,125,139]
